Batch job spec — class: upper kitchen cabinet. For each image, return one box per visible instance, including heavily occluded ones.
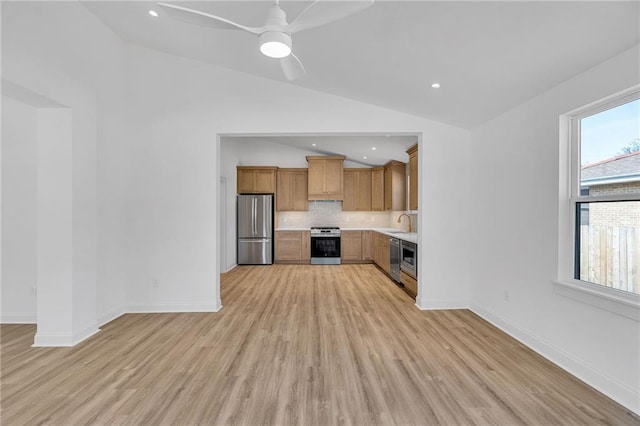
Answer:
[237,166,278,194]
[277,168,308,211]
[343,168,372,211]
[406,144,418,211]
[306,155,345,200]
[384,160,406,211]
[371,167,385,211]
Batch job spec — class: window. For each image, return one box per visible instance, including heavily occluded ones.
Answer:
[557,88,640,314]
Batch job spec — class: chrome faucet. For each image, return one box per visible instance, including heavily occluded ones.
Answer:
[397,213,413,233]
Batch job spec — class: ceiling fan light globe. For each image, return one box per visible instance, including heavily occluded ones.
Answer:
[259,31,292,58]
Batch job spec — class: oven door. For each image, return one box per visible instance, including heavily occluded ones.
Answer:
[311,236,341,264]
[400,241,417,278]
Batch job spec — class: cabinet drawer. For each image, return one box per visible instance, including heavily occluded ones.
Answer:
[400,271,417,297]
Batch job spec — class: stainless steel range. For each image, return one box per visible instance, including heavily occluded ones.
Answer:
[310,227,341,265]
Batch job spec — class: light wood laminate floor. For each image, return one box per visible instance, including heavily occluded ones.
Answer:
[2,264,638,425]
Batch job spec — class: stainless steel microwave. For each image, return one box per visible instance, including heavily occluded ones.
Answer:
[400,240,417,279]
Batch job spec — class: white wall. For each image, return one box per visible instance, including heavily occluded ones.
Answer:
[2,2,129,335]
[1,97,38,323]
[124,44,471,312]
[469,45,640,413]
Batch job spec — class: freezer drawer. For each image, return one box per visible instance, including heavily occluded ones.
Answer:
[238,239,273,265]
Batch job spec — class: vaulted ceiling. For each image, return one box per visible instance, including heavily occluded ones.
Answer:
[85,1,640,129]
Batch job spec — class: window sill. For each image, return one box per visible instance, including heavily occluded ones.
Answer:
[553,279,640,322]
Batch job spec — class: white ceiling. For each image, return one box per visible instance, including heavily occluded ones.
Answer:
[223,133,418,166]
[84,1,640,129]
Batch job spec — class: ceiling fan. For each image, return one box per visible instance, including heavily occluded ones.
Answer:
[158,0,374,81]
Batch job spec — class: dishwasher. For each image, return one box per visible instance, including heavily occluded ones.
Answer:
[389,237,401,283]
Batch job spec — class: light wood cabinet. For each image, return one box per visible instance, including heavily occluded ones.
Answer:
[371,167,385,211]
[373,231,391,274]
[406,144,418,211]
[275,230,310,263]
[306,155,345,200]
[301,231,310,261]
[400,271,417,297]
[341,231,363,261]
[384,160,406,211]
[362,230,372,261]
[237,166,278,194]
[277,169,308,211]
[343,169,372,211]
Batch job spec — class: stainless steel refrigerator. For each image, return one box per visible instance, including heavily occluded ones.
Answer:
[237,194,274,265]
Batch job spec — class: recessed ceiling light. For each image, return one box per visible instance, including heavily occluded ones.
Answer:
[149,10,159,17]
[386,134,390,138]
[363,156,368,159]
[312,143,316,147]
[372,147,377,150]
[431,82,441,89]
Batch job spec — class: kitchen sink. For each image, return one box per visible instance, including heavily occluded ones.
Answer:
[386,230,408,234]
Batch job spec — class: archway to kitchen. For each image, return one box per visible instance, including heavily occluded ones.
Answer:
[216,132,421,308]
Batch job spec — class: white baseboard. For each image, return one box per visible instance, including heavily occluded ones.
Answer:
[415,297,469,310]
[33,322,100,347]
[97,306,126,327]
[470,304,640,415]
[1,312,37,324]
[223,264,237,273]
[127,301,222,313]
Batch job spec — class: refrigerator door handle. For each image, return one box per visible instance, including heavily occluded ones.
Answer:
[253,198,257,236]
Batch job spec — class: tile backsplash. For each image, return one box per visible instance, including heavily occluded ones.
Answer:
[278,201,417,232]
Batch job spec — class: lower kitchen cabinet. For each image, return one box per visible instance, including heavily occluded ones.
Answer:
[341,231,363,261]
[341,230,376,263]
[373,231,391,274]
[361,231,372,261]
[275,231,310,263]
[400,271,417,297]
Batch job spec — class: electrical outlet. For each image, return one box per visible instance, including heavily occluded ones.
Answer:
[503,289,510,302]
[152,279,159,288]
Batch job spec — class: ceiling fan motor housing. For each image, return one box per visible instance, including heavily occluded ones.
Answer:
[264,3,288,28]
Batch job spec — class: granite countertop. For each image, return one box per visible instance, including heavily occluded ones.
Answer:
[275,227,418,244]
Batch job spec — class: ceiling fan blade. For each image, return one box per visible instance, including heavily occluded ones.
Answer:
[286,0,374,34]
[280,53,306,81]
[157,3,264,34]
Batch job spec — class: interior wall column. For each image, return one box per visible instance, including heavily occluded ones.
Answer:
[34,107,99,346]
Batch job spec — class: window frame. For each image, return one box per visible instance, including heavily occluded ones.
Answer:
[556,86,640,321]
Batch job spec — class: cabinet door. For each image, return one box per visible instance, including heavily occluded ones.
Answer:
[324,159,344,199]
[237,169,254,194]
[307,160,326,199]
[384,161,406,211]
[341,231,362,261]
[408,148,418,211]
[292,171,309,211]
[342,170,358,211]
[276,170,292,211]
[357,169,372,210]
[373,232,382,265]
[362,231,372,260]
[254,169,276,193]
[278,169,308,211]
[301,231,311,261]
[371,168,385,211]
[379,234,391,273]
[238,167,277,194]
[275,231,302,261]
